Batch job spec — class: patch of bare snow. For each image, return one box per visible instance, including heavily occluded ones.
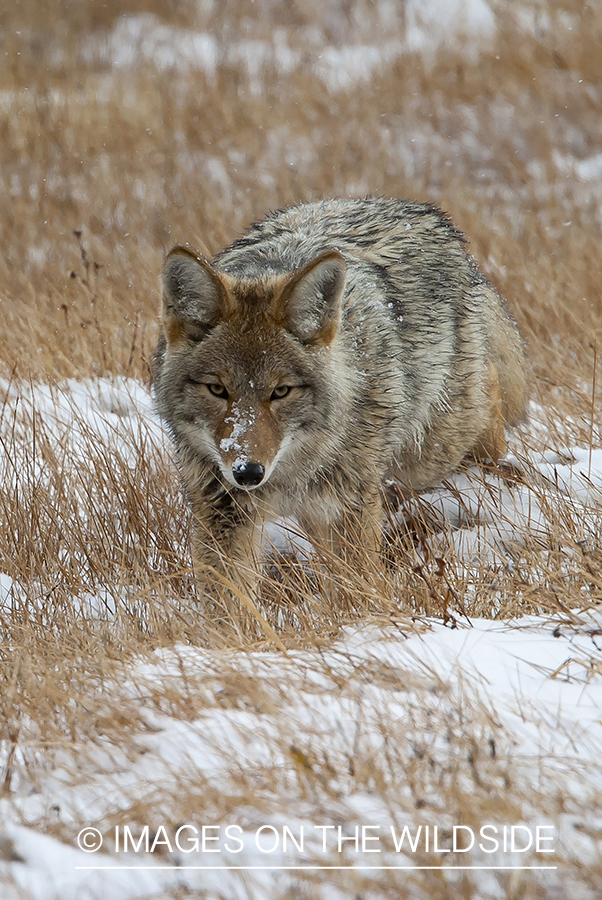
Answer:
[554,150,602,182]
[0,376,167,470]
[88,1,497,92]
[89,13,219,74]
[405,0,495,55]
[313,43,400,93]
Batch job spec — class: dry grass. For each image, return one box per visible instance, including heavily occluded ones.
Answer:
[0,1,601,897]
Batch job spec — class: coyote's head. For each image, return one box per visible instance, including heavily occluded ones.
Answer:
[157,245,348,491]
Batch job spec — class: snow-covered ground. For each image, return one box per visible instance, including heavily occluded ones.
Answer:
[3,612,602,899]
[0,377,600,899]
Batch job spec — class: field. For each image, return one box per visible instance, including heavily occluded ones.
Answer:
[1,1,602,898]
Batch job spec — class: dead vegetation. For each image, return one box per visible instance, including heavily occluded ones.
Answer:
[0,1,601,897]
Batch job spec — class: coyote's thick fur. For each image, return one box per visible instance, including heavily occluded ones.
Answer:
[154,198,527,615]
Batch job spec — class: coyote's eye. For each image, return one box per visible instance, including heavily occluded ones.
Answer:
[207,383,228,399]
[271,385,291,400]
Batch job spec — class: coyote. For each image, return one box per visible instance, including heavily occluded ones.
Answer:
[154,198,527,617]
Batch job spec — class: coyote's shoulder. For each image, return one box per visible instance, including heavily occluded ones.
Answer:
[154,198,527,625]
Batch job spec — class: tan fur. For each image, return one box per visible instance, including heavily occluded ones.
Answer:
[153,199,528,622]
[470,362,507,463]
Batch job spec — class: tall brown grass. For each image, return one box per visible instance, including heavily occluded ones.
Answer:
[0,1,601,897]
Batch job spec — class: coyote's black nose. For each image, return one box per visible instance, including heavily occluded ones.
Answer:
[232,461,265,487]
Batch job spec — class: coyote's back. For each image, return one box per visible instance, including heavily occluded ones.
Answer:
[154,198,527,623]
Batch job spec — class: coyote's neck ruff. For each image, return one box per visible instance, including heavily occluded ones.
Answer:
[154,198,527,625]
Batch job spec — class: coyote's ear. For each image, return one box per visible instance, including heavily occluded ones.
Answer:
[279,251,346,346]
[161,245,230,343]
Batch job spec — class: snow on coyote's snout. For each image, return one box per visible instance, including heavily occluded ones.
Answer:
[154,198,527,621]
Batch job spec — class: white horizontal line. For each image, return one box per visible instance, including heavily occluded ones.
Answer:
[75,865,558,871]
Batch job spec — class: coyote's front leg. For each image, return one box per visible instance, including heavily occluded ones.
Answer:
[189,478,263,636]
[302,481,384,573]
[338,486,384,572]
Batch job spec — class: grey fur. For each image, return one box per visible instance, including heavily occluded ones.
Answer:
[154,198,527,618]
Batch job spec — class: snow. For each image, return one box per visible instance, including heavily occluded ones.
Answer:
[220,401,256,457]
[0,376,601,897]
[0,375,166,465]
[86,0,496,92]
[405,0,495,54]
[1,607,601,896]
[0,573,14,605]
[554,150,602,182]
[2,0,601,893]
[406,443,602,572]
[86,14,220,75]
